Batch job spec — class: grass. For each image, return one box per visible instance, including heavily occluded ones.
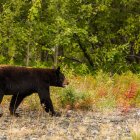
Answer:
[131,131,140,140]
[1,70,140,140]
[129,124,140,140]
[55,71,140,112]
[1,71,140,112]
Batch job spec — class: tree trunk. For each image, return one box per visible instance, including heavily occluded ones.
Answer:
[26,42,30,66]
[41,50,45,62]
[0,3,3,13]
[54,46,58,67]
[73,34,94,68]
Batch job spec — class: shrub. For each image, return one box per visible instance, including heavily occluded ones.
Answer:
[60,87,77,109]
[59,86,94,110]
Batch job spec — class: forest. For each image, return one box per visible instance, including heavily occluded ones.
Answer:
[0,0,140,139]
[0,0,140,74]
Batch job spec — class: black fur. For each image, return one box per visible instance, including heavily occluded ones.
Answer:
[0,65,68,116]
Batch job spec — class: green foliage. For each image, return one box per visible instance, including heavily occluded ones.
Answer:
[0,0,140,73]
[59,86,77,108]
[59,86,93,110]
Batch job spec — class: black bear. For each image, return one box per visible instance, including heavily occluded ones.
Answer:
[0,65,68,117]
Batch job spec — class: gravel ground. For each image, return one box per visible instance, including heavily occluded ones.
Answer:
[0,106,140,140]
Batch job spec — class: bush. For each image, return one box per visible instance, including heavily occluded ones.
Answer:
[59,86,94,110]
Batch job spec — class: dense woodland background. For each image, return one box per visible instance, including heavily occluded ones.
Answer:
[0,0,140,74]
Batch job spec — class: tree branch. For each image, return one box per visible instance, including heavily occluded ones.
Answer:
[73,34,94,67]
[128,55,140,59]
[64,56,82,63]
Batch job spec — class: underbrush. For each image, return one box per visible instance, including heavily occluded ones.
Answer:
[57,71,140,112]
[1,71,140,112]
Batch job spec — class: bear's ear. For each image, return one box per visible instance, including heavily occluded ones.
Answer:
[56,66,60,73]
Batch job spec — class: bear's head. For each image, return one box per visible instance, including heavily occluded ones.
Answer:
[54,67,69,87]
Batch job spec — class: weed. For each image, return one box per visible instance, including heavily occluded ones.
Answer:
[1,71,140,112]
[60,86,77,109]
[59,86,94,110]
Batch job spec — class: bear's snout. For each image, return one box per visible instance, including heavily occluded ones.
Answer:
[63,79,69,87]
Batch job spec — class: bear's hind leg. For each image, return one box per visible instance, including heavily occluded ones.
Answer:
[9,94,27,117]
[0,94,4,117]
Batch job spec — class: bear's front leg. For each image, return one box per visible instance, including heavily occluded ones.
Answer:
[38,86,61,117]
[41,98,61,116]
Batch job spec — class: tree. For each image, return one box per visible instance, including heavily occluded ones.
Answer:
[0,0,139,73]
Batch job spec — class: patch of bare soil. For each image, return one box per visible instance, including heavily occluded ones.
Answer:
[0,106,140,140]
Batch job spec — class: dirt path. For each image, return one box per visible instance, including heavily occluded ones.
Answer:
[0,107,140,140]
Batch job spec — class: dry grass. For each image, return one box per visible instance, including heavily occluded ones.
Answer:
[0,108,140,140]
[1,71,140,112]
[55,71,140,112]
[0,71,140,139]
[129,124,140,140]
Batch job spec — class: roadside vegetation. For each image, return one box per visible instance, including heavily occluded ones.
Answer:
[1,69,140,139]
[2,69,140,114]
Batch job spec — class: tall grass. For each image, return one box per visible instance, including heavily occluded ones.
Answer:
[1,71,140,112]
[57,71,140,111]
